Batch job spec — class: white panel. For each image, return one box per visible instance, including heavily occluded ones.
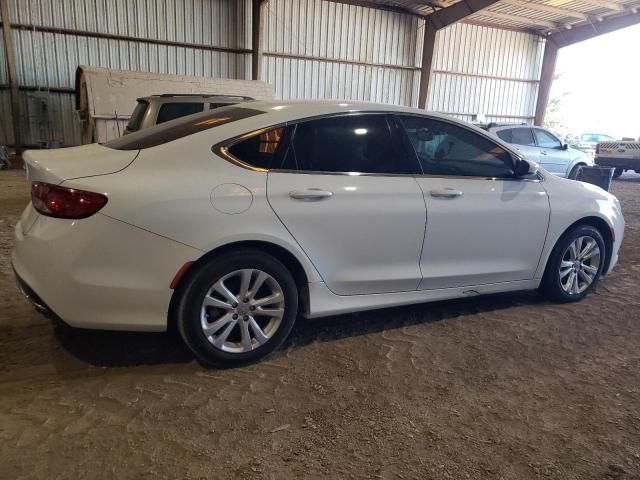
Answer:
[428,22,544,123]
[263,0,423,107]
[3,0,252,146]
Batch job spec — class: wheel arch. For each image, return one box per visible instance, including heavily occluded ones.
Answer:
[168,240,311,332]
[542,216,614,279]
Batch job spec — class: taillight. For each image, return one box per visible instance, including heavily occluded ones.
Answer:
[31,182,108,219]
[595,143,600,154]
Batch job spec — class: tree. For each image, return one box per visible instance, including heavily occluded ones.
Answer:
[543,74,569,136]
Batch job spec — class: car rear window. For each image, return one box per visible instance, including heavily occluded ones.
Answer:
[156,102,205,124]
[105,106,265,151]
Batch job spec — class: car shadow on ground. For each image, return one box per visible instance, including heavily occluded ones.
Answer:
[53,290,545,369]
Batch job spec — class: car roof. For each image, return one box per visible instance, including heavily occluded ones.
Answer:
[137,94,254,101]
[224,99,473,122]
[107,100,521,156]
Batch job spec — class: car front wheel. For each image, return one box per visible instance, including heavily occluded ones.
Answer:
[541,225,606,303]
[176,250,298,367]
[568,164,583,180]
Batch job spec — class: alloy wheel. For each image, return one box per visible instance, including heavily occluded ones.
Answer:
[559,236,601,295]
[200,269,285,353]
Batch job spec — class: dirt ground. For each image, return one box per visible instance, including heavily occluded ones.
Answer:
[1,169,639,480]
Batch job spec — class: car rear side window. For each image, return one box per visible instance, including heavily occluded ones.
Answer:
[126,100,148,132]
[496,129,512,143]
[399,116,514,178]
[227,127,291,170]
[275,114,419,174]
[511,128,536,146]
[156,102,205,124]
[105,106,265,150]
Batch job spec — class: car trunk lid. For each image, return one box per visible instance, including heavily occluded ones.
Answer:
[23,143,139,185]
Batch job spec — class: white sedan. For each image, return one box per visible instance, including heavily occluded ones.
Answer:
[12,101,625,366]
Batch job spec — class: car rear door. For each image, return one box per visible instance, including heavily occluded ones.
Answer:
[265,114,427,296]
[533,128,569,176]
[495,127,540,164]
[398,115,550,290]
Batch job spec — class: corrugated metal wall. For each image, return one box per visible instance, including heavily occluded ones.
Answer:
[428,22,545,124]
[263,0,423,106]
[1,0,546,147]
[0,0,252,147]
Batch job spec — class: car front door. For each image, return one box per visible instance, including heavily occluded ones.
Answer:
[533,128,569,176]
[265,114,427,296]
[398,115,550,290]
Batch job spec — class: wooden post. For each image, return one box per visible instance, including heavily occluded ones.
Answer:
[251,0,263,81]
[418,21,436,110]
[534,38,559,127]
[1,0,21,152]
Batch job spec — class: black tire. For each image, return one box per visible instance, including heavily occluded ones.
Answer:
[175,249,298,367]
[541,225,606,303]
[613,168,624,179]
[568,164,584,180]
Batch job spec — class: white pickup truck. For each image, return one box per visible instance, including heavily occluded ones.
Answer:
[595,140,640,178]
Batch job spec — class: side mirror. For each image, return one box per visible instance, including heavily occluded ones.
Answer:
[512,155,538,177]
[562,143,569,150]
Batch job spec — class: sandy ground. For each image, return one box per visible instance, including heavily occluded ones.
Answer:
[1,169,639,480]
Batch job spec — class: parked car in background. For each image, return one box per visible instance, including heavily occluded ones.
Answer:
[596,139,640,177]
[13,101,625,366]
[485,124,592,179]
[125,94,254,134]
[567,133,616,157]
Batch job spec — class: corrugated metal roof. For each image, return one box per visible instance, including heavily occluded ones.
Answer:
[352,0,640,33]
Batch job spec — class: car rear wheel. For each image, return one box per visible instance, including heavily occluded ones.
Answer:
[176,250,298,367]
[541,225,605,303]
[613,168,624,179]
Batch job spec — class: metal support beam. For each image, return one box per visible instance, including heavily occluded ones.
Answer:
[534,38,559,126]
[551,11,640,48]
[418,0,501,109]
[418,23,436,109]
[426,0,502,30]
[251,0,264,81]
[535,11,640,125]
[0,0,21,152]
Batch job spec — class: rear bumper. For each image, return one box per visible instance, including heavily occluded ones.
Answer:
[12,213,202,332]
[595,157,640,170]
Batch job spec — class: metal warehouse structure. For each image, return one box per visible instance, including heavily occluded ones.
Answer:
[1,0,639,150]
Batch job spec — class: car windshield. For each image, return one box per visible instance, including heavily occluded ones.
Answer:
[106,105,265,150]
[581,134,614,143]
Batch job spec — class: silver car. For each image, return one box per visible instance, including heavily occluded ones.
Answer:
[124,94,254,134]
[487,124,593,179]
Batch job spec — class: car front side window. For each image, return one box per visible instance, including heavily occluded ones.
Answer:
[534,129,562,149]
[399,116,514,178]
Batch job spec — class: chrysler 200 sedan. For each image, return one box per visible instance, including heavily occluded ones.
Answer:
[13,101,625,366]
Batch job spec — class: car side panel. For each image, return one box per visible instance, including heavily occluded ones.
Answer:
[12,212,200,331]
[66,137,323,285]
[534,174,624,278]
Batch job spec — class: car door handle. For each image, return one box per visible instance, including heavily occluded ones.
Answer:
[289,189,333,201]
[429,189,463,199]
[540,150,548,156]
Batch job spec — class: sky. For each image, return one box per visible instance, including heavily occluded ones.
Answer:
[550,23,640,139]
